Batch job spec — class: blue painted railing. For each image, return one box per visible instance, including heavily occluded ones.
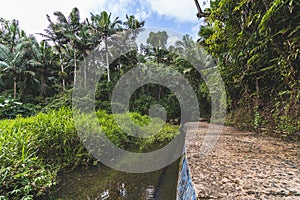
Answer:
[176,150,197,200]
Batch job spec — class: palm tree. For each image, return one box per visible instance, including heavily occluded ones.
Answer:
[123,15,145,39]
[123,15,145,29]
[65,7,81,86]
[174,34,195,54]
[0,44,21,98]
[42,8,93,88]
[91,11,122,82]
[0,40,34,99]
[29,40,58,98]
[40,14,67,91]
[0,19,35,98]
[0,19,21,49]
[146,31,169,66]
[77,21,95,89]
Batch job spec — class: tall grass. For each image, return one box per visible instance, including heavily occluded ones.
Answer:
[0,108,179,199]
[0,116,54,199]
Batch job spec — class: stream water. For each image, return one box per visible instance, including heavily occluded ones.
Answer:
[51,159,180,200]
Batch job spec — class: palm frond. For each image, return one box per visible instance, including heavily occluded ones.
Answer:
[0,61,9,68]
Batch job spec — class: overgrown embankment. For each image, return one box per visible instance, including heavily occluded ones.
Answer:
[199,0,300,137]
[0,108,178,199]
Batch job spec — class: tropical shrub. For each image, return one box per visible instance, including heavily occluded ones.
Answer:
[0,108,179,199]
[200,0,300,135]
[0,96,39,119]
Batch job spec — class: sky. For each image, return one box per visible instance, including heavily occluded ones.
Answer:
[0,0,209,41]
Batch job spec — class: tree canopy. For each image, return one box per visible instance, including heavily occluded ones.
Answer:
[199,0,299,134]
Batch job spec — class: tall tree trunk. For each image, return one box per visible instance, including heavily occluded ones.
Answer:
[105,38,110,82]
[13,76,17,99]
[158,85,162,100]
[40,69,46,98]
[59,54,66,91]
[84,60,87,90]
[73,49,77,86]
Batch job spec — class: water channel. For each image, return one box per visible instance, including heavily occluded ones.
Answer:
[52,159,180,200]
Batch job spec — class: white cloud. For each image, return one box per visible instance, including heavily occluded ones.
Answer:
[103,0,132,19]
[0,0,103,36]
[144,0,210,22]
[102,0,151,22]
[100,0,208,23]
[191,23,201,40]
[0,0,209,40]
[135,4,152,20]
[145,0,197,22]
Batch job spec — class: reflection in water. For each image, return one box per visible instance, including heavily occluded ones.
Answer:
[88,189,110,200]
[144,185,156,200]
[53,159,179,200]
[92,184,157,200]
[119,183,127,198]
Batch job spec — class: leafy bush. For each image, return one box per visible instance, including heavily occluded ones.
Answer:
[139,123,179,151]
[0,117,54,200]
[42,90,72,112]
[0,108,179,199]
[0,96,39,119]
[0,108,92,199]
[30,108,92,169]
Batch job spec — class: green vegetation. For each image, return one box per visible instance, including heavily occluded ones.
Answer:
[199,0,300,136]
[1,1,299,198]
[0,108,178,199]
[0,7,201,199]
[0,96,39,119]
[0,2,297,133]
[0,7,211,120]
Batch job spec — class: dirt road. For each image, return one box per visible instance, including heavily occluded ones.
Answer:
[184,122,300,199]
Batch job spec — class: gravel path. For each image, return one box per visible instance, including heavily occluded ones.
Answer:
[184,122,300,200]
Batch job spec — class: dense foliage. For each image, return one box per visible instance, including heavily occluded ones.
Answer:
[0,108,179,199]
[199,0,300,135]
[1,2,298,198]
[0,96,38,119]
[0,8,211,121]
[0,10,142,102]
[0,7,208,199]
